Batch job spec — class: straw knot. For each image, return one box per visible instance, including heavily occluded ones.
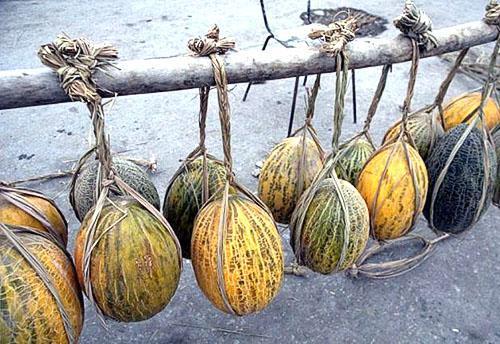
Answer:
[38,33,118,104]
[188,25,235,57]
[394,0,437,50]
[485,0,500,26]
[309,17,358,57]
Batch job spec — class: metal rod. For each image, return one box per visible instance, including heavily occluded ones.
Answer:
[0,21,496,110]
[287,76,301,137]
[352,69,357,124]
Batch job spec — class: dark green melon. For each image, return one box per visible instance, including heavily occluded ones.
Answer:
[71,157,160,222]
[290,178,369,274]
[424,124,497,233]
[493,126,500,207]
[332,137,375,185]
[163,156,227,259]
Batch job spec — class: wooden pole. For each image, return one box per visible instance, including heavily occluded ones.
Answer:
[0,21,497,110]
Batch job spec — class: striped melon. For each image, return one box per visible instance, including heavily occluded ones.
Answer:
[332,137,375,185]
[163,156,228,259]
[424,124,497,233]
[383,111,444,159]
[74,197,181,322]
[357,141,428,240]
[0,191,68,247]
[493,126,500,207]
[258,136,324,224]
[291,178,369,274]
[441,92,500,131]
[0,229,83,343]
[191,195,284,315]
[71,157,160,222]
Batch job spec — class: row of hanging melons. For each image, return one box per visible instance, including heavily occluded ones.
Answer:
[258,90,499,274]
[0,89,498,341]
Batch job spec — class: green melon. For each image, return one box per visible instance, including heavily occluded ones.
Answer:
[163,156,227,259]
[383,111,444,159]
[290,178,369,274]
[424,124,497,233]
[71,157,160,222]
[492,125,500,208]
[74,197,181,322]
[331,137,375,185]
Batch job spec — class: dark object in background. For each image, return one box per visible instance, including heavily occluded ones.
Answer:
[300,7,388,37]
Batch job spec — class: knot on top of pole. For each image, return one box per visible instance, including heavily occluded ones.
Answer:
[38,34,118,104]
[309,17,358,57]
[394,0,437,49]
[485,0,500,26]
[187,25,236,57]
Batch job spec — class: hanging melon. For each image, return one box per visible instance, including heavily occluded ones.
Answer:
[424,124,497,233]
[191,194,284,315]
[383,111,444,159]
[163,156,228,259]
[71,156,160,222]
[0,186,68,247]
[441,92,500,131]
[357,141,428,240]
[332,137,375,185]
[493,125,500,207]
[258,136,324,223]
[290,170,369,274]
[74,197,181,322]
[0,227,83,343]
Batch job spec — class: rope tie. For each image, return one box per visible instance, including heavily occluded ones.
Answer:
[309,17,357,56]
[394,0,437,50]
[188,25,235,57]
[485,0,500,26]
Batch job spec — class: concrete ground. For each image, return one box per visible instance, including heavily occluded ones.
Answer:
[1,0,499,343]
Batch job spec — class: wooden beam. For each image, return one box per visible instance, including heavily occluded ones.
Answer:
[0,21,497,110]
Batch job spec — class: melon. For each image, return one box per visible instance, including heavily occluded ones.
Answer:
[493,125,500,207]
[332,137,375,185]
[74,197,181,322]
[0,189,67,247]
[441,92,500,131]
[357,141,428,240]
[290,178,369,274]
[258,136,324,224]
[424,124,497,233]
[71,157,160,222]
[383,111,444,159]
[163,156,228,259]
[0,228,83,343]
[191,195,284,315]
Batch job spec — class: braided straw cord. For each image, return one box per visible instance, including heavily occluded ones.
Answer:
[347,1,451,279]
[38,34,182,322]
[189,25,279,315]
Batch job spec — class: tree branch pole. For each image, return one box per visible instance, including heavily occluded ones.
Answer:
[0,21,497,110]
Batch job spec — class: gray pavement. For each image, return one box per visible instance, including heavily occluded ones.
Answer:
[1,0,499,343]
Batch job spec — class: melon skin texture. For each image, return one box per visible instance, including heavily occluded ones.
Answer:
[357,141,428,240]
[0,194,68,247]
[442,92,500,131]
[191,195,284,316]
[383,111,444,159]
[74,197,181,322]
[258,136,323,224]
[333,138,375,186]
[291,179,369,274]
[493,127,500,207]
[72,157,160,222]
[424,124,497,233]
[163,157,227,259]
[0,231,84,343]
